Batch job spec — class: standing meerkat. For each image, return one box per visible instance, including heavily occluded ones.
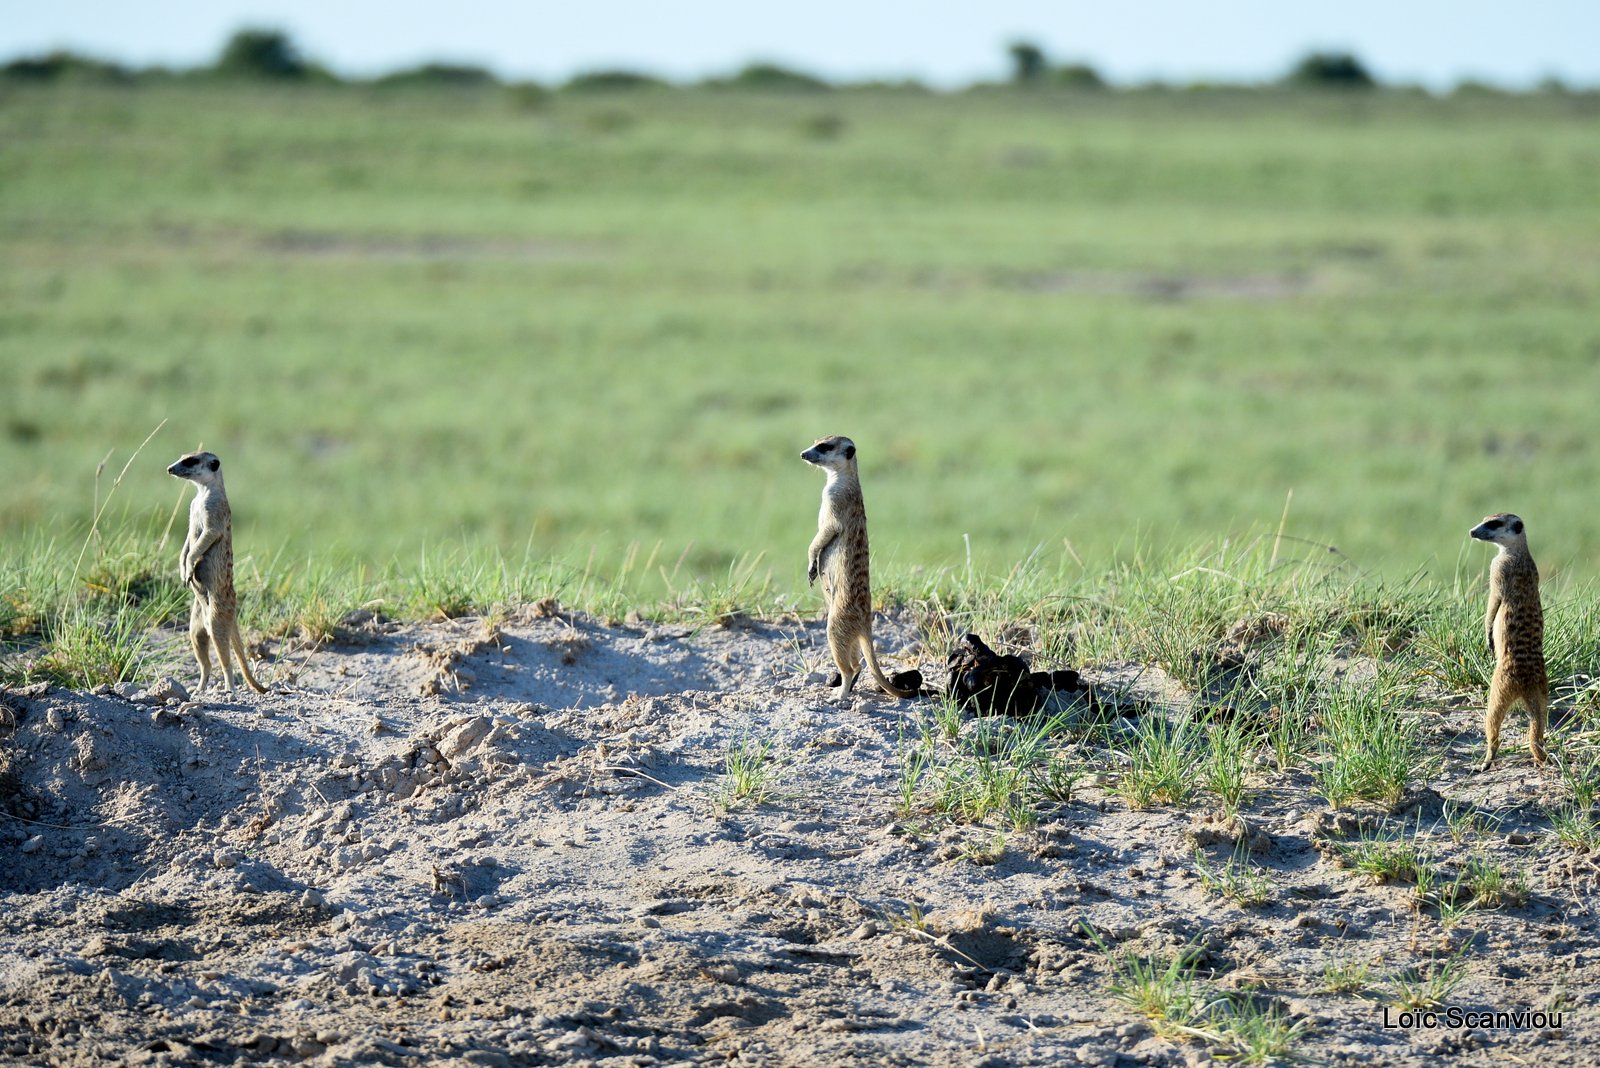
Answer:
[1470,512,1547,770]
[801,435,918,702]
[167,451,266,696]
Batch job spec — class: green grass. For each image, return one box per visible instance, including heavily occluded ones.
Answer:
[1092,933,1211,1038]
[1193,845,1275,907]
[1200,715,1259,818]
[1314,671,1429,810]
[1547,804,1600,851]
[1319,951,1375,994]
[714,733,781,811]
[1453,853,1530,909]
[1554,744,1600,808]
[1089,926,1312,1061]
[1383,950,1472,1010]
[1116,714,1202,809]
[897,706,1072,827]
[1331,815,1532,926]
[27,599,181,688]
[3,85,1600,597]
[1336,822,1435,884]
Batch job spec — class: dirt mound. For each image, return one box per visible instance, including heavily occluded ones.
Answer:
[1,609,1593,1065]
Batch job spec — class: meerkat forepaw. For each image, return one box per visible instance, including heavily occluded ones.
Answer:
[807,561,819,585]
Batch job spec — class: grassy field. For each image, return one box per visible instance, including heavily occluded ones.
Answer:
[6,84,1600,1066]
[3,84,1600,614]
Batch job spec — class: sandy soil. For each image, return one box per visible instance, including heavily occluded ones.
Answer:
[1,605,1595,1066]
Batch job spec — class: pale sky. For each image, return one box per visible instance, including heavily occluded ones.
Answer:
[5,1,1597,89]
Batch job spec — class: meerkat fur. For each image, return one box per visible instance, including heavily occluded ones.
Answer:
[801,435,917,702]
[1470,512,1548,770]
[167,451,266,696]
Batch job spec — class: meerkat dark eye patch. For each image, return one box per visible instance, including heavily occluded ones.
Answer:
[815,441,833,453]
[1484,520,1503,529]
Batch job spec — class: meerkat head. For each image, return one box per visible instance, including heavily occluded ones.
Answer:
[800,435,857,474]
[1470,512,1527,548]
[167,451,223,485]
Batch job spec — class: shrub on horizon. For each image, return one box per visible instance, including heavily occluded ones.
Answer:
[563,69,672,92]
[1285,51,1377,89]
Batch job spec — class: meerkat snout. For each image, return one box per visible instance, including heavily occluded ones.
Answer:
[801,437,856,467]
[167,452,222,481]
[1470,514,1525,544]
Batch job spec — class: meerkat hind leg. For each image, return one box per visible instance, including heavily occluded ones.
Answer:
[209,606,239,694]
[1480,675,1514,771]
[189,599,213,694]
[829,628,862,701]
[1528,688,1550,765]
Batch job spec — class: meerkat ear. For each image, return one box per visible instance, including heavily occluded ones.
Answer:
[208,457,220,472]
[844,444,855,460]
[1511,518,1523,534]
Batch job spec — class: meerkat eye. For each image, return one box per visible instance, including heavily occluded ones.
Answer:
[815,442,833,453]
[1484,520,1502,530]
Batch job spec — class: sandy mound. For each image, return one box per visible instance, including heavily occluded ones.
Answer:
[1,608,1594,1065]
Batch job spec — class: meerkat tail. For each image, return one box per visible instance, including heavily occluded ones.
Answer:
[231,626,268,693]
[858,634,918,699]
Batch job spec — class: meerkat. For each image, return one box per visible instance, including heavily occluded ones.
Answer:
[1470,512,1547,770]
[800,435,918,702]
[167,451,266,696]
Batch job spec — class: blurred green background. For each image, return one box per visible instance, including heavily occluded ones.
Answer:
[3,79,1598,591]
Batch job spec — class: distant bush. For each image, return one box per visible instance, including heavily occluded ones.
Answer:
[1452,78,1509,97]
[705,62,830,92]
[838,78,931,93]
[2,51,130,84]
[1286,51,1376,89]
[563,69,671,92]
[214,28,313,80]
[507,81,550,111]
[376,63,497,88]
[1002,43,1105,90]
[1008,41,1047,85]
[1053,63,1105,89]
